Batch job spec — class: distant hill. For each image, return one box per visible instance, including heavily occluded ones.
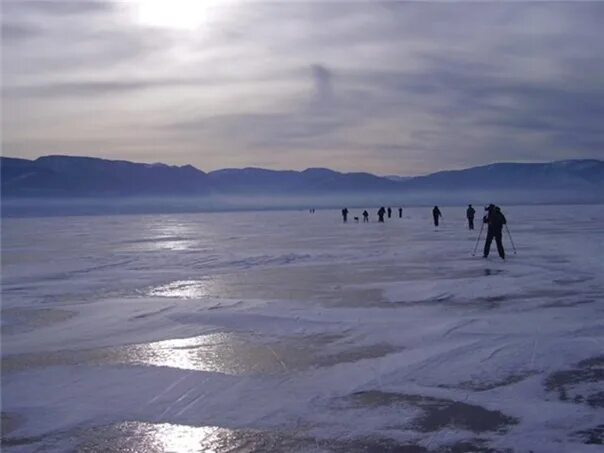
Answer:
[1,155,602,205]
[207,167,398,193]
[405,160,604,192]
[1,155,399,197]
[1,155,209,196]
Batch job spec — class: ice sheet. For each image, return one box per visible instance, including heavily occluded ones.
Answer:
[2,205,603,452]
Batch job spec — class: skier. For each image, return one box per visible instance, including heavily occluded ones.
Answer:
[387,207,392,218]
[378,207,386,223]
[398,207,403,218]
[341,208,349,223]
[362,210,369,223]
[466,204,476,230]
[432,206,442,227]
[483,204,507,259]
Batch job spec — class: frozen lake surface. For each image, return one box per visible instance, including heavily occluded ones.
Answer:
[2,205,603,452]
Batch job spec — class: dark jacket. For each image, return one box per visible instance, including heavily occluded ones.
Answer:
[466,207,476,219]
[484,209,507,232]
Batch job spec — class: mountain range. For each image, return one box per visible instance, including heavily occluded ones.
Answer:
[1,155,603,213]
[3,155,603,195]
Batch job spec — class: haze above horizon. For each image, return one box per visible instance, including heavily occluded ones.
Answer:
[2,1,603,175]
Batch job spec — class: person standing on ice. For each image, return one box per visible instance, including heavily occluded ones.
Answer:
[466,204,476,230]
[398,207,403,218]
[432,206,442,227]
[483,205,507,259]
[378,207,386,223]
[387,207,392,218]
[362,210,369,222]
[341,208,349,223]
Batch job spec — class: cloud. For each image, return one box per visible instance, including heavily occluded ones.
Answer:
[1,21,41,41]
[11,0,112,15]
[3,78,208,98]
[2,1,603,174]
[310,64,334,110]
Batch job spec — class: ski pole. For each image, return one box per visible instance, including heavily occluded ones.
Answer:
[505,225,517,255]
[472,221,485,256]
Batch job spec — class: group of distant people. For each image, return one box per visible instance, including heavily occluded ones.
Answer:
[341,207,403,224]
[341,203,508,260]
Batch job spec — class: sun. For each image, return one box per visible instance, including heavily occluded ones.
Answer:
[129,0,226,30]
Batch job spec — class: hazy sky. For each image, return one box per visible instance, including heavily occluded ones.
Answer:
[2,1,603,175]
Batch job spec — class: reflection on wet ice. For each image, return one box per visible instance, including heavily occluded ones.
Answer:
[139,220,203,251]
[3,421,286,453]
[3,333,400,376]
[133,423,232,453]
[130,333,279,374]
[2,419,512,452]
[148,280,216,299]
[125,333,399,374]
